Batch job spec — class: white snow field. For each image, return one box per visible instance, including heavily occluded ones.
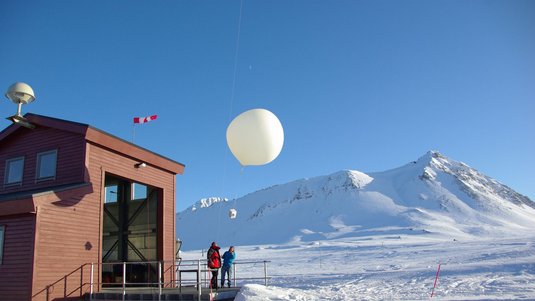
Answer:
[177,151,535,300]
[181,234,535,300]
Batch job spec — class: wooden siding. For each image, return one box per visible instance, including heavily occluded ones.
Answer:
[30,141,178,300]
[31,191,99,301]
[0,214,36,301]
[0,126,86,195]
[85,127,184,175]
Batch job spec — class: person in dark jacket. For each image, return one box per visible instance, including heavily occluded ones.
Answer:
[207,242,221,289]
[221,246,236,288]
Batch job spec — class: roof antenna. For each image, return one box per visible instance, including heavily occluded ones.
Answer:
[5,82,36,129]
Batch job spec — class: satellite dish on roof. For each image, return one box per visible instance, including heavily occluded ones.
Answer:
[6,82,36,106]
[5,82,37,128]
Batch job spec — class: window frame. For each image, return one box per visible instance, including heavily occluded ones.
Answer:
[4,156,25,187]
[35,149,58,182]
[0,225,5,265]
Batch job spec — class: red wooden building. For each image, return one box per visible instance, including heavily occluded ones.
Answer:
[0,114,185,301]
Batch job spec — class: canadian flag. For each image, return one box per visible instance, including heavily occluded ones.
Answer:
[133,115,158,124]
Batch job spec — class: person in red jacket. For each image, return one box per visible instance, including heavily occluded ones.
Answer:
[207,241,222,289]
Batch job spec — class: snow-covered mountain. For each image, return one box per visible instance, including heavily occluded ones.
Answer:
[176,151,535,250]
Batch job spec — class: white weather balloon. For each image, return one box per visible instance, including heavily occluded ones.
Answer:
[226,108,284,166]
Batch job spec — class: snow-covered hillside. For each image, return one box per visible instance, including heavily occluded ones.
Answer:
[176,151,535,251]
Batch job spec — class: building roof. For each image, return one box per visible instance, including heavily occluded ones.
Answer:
[0,113,185,175]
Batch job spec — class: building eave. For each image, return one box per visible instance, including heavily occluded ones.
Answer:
[0,182,93,216]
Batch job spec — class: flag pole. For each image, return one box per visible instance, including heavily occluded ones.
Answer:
[132,123,135,143]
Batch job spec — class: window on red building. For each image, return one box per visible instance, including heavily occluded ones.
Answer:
[36,150,57,181]
[4,156,24,186]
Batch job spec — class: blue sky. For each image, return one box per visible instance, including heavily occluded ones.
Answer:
[1,0,534,211]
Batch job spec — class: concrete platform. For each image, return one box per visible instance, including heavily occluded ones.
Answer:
[88,287,240,301]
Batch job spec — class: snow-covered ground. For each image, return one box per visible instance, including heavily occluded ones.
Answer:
[181,234,535,300]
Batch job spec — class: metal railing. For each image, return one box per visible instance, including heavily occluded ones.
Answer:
[176,259,271,288]
[31,263,92,301]
[33,259,271,301]
[87,259,271,300]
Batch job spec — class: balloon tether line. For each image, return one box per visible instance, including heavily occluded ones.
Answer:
[227,0,244,122]
[222,0,244,189]
[215,196,223,240]
[217,0,244,234]
[231,166,245,210]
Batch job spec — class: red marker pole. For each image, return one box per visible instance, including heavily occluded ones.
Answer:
[430,263,441,297]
